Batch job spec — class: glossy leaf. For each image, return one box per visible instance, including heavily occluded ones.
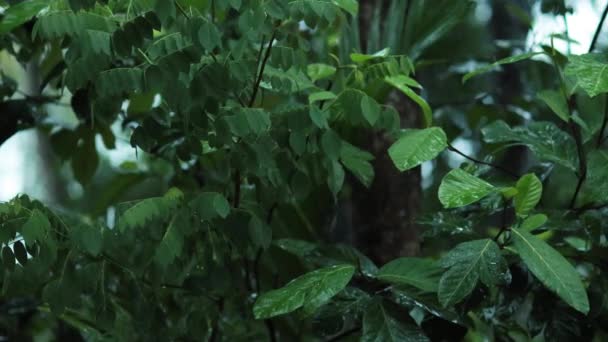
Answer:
[362,300,429,342]
[253,264,355,319]
[118,188,183,231]
[514,173,542,216]
[377,257,441,292]
[538,89,570,122]
[0,0,47,34]
[385,75,432,127]
[438,169,495,208]
[438,239,509,307]
[21,209,50,246]
[565,53,608,97]
[388,127,447,172]
[511,228,589,314]
[482,120,578,171]
[462,52,541,83]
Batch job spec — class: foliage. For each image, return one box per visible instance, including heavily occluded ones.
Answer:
[0,0,608,341]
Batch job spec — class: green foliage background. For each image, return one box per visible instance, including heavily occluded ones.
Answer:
[0,0,608,341]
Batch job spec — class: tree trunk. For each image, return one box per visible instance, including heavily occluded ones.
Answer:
[351,0,422,264]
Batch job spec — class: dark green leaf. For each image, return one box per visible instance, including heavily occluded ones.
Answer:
[511,228,589,314]
[377,258,441,292]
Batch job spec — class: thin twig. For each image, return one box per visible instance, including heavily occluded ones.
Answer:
[494,199,510,244]
[597,100,608,148]
[233,168,241,208]
[324,327,361,342]
[249,30,277,107]
[568,120,587,210]
[446,143,518,178]
[175,0,190,19]
[589,2,608,53]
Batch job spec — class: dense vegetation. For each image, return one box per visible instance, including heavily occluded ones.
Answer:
[1,0,608,340]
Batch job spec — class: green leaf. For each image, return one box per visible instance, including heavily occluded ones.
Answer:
[565,53,608,97]
[189,192,230,221]
[79,226,103,256]
[197,20,221,51]
[514,173,542,216]
[360,95,380,126]
[388,127,447,172]
[511,228,589,314]
[377,258,441,292]
[118,188,183,231]
[309,91,337,104]
[96,68,144,97]
[340,141,374,188]
[224,108,271,137]
[21,209,50,246]
[0,0,47,34]
[248,215,272,250]
[2,246,15,271]
[332,0,358,15]
[327,160,345,196]
[581,150,608,203]
[362,300,429,342]
[438,239,509,307]
[438,169,495,208]
[482,120,578,171]
[350,47,391,63]
[520,214,548,232]
[307,63,336,82]
[385,75,432,127]
[34,11,117,39]
[462,52,541,83]
[72,130,98,185]
[154,213,185,268]
[253,264,355,319]
[321,130,342,161]
[538,89,570,122]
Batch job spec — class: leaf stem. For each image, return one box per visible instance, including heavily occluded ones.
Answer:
[446,143,518,178]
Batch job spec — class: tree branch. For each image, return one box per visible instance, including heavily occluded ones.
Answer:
[597,100,608,148]
[589,2,608,53]
[249,30,277,107]
[568,119,587,210]
[446,143,518,178]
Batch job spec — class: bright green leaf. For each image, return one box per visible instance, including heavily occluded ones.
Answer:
[511,228,589,314]
[253,264,355,319]
[385,75,432,127]
[462,52,542,83]
[388,127,447,172]
[514,173,542,216]
[438,169,495,208]
[538,89,570,122]
[565,53,608,97]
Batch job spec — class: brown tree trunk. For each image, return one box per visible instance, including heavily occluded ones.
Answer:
[351,0,422,264]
